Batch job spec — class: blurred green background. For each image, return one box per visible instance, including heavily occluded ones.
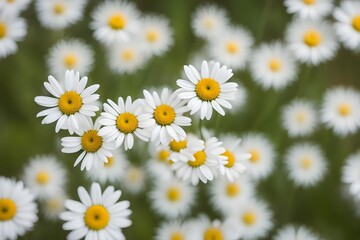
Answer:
[0,0,359,239]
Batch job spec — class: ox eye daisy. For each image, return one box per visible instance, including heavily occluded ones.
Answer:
[284,0,333,20]
[177,60,237,120]
[168,133,205,162]
[0,0,30,16]
[121,164,146,195]
[155,220,191,240]
[146,143,174,181]
[275,225,322,240]
[60,182,132,240]
[41,191,66,221]
[342,150,360,198]
[35,70,100,134]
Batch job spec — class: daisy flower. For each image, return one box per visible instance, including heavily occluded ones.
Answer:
[146,143,174,181]
[333,1,360,50]
[240,133,276,181]
[0,13,27,59]
[285,143,327,187]
[35,0,87,30]
[0,177,38,240]
[139,15,173,56]
[284,0,333,20]
[250,42,298,90]
[99,96,151,150]
[61,117,114,171]
[342,150,360,197]
[168,133,205,162]
[0,0,31,15]
[142,88,191,145]
[34,70,100,134]
[22,155,66,200]
[173,137,225,185]
[177,61,237,120]
[90,0,140,45]
[121,164,146,195]
[274,225,321,240]
[47,39,94,78]
[86,149,129,184]
[281,99,318,137]
[41,191,66,221]
[155,220,191,240]
[60,182,132,240]
[208,27,254,71]
[285,18,338,65]
[191,4,229,40]
[321,86,360,137]
[149,177,196,219]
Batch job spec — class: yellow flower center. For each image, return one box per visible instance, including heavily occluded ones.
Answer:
[36,171,50,185]
[204,227,224,240]
[0,23,7,39]
[0,199,17,221]
[153,104,176,126]
[296,112,306,123]
[104,157,114,167]
[243,211,256,225]
[169,140,187,152]
[46,198,61,210]
[352,15,360,32]
[226,183,240,197]
[108,13,126,30]
[170,232,184,240]
[84,205,109,230]
[303,30,321,47]
[63,54,78,69]
[303,0,316,5]
[146,29,159,43]
[300,157,313,169]
[116,112,138,133]
[226,41,239,54]
[121,49,134,62]
[6,0,16,3]
[58,91,82,115]
[196,78,220,101]
[53,3,65,15]
[338,103,351,116]
[127,168,141,182]
[188,150,206,168]
[166,186,181,202]
[203,17,215,29]
[268,58,282,72]
[249,149,261,163]
[222,150,235,168]
[157,150,170,162]
[81,130,103,153]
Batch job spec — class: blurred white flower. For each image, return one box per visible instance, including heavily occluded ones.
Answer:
[284,0,333,20]
[342,150,360,198]
[0,0,31,15]
[121,164,146,195]
[41,191,66,221]
[155,220,192,240]
[274,225,321,240]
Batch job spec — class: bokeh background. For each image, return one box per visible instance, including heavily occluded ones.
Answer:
[0,0,359,239]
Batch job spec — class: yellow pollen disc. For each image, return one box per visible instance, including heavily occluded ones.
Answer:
[226,41,239,54]
[268,58,282,72]
[81,130,103,153]
[338,103,351,116]
[300,157,313,169]
[104,157,114,167]
[170,231,184,240]
[128,168,141,182]
[7,0,16,3]
[203,17,215,29]
[296,112,306,123]
[196,78,220,101]
[0,199,17,221]
[84,205,109,230]
[58,91,82,115]
[352,15,360,32]
[157,150,170,162]
[169,140,187,152]
[47,199,61,210]
[116,112,138,133]
[243,211,256,225]
[53,3,65,15]
[166,187,181,202]
[249,149,261,163]
[204,227,224,240]
[222,150,235,168]
[188,150,206,168]
[0,23,7,39]
[108,13,126,30]
[303,0,316,5]
[226,183,240,197]
[121,49,134,61]
[146,29,159,43]
[153,104,176,126]
[303,30,321,47]
[36,171,50,185]
[63,54,78,68]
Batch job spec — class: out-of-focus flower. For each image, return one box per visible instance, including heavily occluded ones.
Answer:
[274,225,321,240]
[155,220,192,240]
[0,0,31,15]
[284,0,333,20]
[342,150,360,198]
[41,191,66,221]
[121,164,146,195]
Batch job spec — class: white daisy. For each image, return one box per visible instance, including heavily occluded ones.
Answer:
[60,182,132,240]
[173,137,225,185]
[333,1,360,50]
[274,225,321,240]
[208,27,254,71]
[149,177,196,219]
[86,149,129,184]
[139,15,173,56]
[35,0,87,30]
[47,39,94,79]
[90,0,140,45]
[168,133,205,162]
[250,42,298,90]
[285,18,338,65]
[61,117,114,171]
[281,99,318,137]
[0,13,26,59]
[22,155,66,200]
[240,133,276,181]
[284,0,333,20]
[155,220,191,240]
[146,143,174,181]
[34,70,100,134]
[177,60,237,120]
[321,86,360,137]
[285,143,327,187]
[342,150,360,197]
[99,96,151,150]
[0,0,31,15]
[191,4,229,40]
[142,88,191,145]
[121,164,146,195]
[41,191,66,221]
[0,177,38,240]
